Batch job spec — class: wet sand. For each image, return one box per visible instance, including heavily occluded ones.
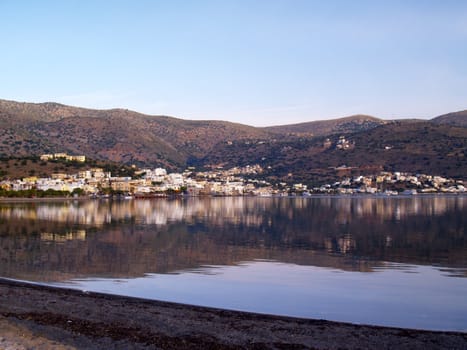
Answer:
[0,278,466,349]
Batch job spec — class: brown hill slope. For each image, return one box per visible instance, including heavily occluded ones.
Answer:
[1,99,466,182]
[0,99,270,169]
[431,110,467,128]
[198,121,467,184]
[0,99,79,124]
[263,115,388,136]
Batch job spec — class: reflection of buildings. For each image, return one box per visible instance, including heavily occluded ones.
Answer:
[0,198,268,228]
[324,234,356,254]
[0,196,464,229]
[0,196,465,282]
[41,230,86,243]
[322,196,461,223]
[338,234,355,254]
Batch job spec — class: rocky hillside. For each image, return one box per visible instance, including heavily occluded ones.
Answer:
[197,121,467,184]
[0,99,270,170]
[263,114,388,136]
[0,99,466,184]
[431,110,467,128]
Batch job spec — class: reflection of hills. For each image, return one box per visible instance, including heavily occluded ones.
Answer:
[0,223,378,282]
[0,197,465,281]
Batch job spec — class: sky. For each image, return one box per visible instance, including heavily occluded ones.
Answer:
[1,0,466,126]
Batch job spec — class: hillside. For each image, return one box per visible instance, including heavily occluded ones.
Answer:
[0,156,138,180]
[0,98,466,184]
[263,115,388,136]
[431,110,467,128]
[197,121,467,184]
[0,99,270,170]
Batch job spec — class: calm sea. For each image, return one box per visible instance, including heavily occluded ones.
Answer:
[0,196,466,331]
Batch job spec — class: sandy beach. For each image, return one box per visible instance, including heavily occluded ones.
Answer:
[0,278,466,349]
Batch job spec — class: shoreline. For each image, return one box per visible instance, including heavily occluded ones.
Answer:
[0,278,465,349]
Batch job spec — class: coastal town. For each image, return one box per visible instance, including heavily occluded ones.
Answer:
[0,153,465,197]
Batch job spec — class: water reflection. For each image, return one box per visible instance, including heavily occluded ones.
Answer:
[40,230,86,243]
[1,195,464,226]
[0,196,466,282]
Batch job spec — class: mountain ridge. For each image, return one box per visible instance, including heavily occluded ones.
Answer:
[0,98,466,183]
[431,110,467,128]
[0,98,272,169]
[263,114,388,136]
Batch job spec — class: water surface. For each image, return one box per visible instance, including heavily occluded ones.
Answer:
[0,196,466,331]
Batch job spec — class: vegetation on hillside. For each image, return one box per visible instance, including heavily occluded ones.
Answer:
[263,114,387,136]
[0,156,137,180]
[0,99,466,185]
[198,121,467,186]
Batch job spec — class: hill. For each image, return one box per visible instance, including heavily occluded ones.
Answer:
[0,155,138,180]
[0,98,466,184]
[197,121,467,184]
[0,99,270,170]
[263,114,387,136]
[431,110,467,128]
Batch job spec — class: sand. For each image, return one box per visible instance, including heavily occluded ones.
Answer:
[0,278,465,349]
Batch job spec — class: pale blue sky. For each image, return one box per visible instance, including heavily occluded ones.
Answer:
[1,1,466,126]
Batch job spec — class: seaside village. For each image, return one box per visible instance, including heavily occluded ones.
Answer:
[0,152,465,197]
